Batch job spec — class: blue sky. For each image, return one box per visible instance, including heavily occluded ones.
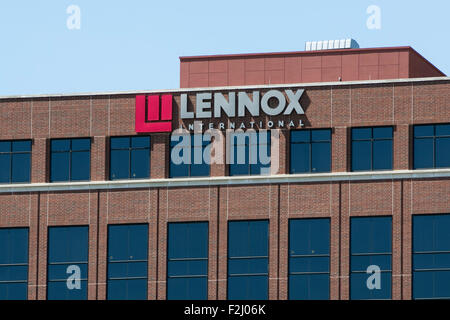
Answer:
[0,0,448,95]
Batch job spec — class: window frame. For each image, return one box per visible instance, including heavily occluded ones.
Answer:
[106,223,149,300]
[46,225,89,300]
[289,129,332,174]
[0,139,32,184]
[351,126,393,172]
[50,137,91,182]
[349,216,393,300]
[169,134,211,178]
[413,123,450,169]
[412,213,450,300]
[166,221,209,300]
[227,219,269,300]
[0,227,29,300]
[228,131,271,176]
[109,135,151,180]
[287,218,331,300]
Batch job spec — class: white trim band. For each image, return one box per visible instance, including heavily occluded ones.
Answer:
[0,169,449,193]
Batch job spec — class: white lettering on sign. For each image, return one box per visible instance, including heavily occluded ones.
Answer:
[180,89,305,120]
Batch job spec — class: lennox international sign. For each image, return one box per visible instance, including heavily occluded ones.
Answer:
[136,89,306,133]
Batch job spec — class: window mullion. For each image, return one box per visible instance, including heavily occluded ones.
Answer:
[128,146,132,179]
[188,144,192,177]
[247,142,251,175]
[9,148,13,183]
[69,140,73,181]
[433,134,436,168]
[68,150,72,182]
[370,129,374,170]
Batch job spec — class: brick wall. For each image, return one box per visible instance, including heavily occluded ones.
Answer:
[180,47,445,88]
[0,79,449,299]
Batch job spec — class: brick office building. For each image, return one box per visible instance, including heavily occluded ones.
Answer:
[0,45,449,300]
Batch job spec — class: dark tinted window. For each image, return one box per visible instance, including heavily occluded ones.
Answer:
[47,226,88,300]
[352,127,393,171]
[413,214,450,299]
[107,224,148,300]
[167,222,208,300]
[0,228,28,300]
[289,219,330,300]
[170,134,210,178]
[228,220,268,299]
[229,131,271,176]
[51,138,90,182]
[0,140,31,183]
[290,129,331,174]
[350,217,392,300]
[110,136,150,180]
[414,124,450,169]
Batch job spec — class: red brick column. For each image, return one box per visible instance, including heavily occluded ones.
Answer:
[278,184,289,300]
[217,186,228,300]
[339,182,350,299]
[268,185,279,299]
[87,191,99,300]
[402,179,413,299]
[330,182,341,300]
[333,127,348,172]
[278,129,288,175]
[148,188,159,300]
[96,191,108,300]
[31,138,47,183]
[394,124,410,170]
[210,131,226,177]
[207,187,219,300]
[392,180,403,299]
[27,193,39,300]
[157,188,168,299]
[91,137,107,181]
[37,192,48,300]
[151,134,169,179]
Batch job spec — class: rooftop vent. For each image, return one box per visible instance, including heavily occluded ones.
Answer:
[305,39,359,51]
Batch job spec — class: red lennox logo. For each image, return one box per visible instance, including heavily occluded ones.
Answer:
[135,94,173,133]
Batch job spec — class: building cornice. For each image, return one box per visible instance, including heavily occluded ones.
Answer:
[0,77,448,100]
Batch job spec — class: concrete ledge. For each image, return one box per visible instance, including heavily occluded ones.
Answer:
[0,169,449,193]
